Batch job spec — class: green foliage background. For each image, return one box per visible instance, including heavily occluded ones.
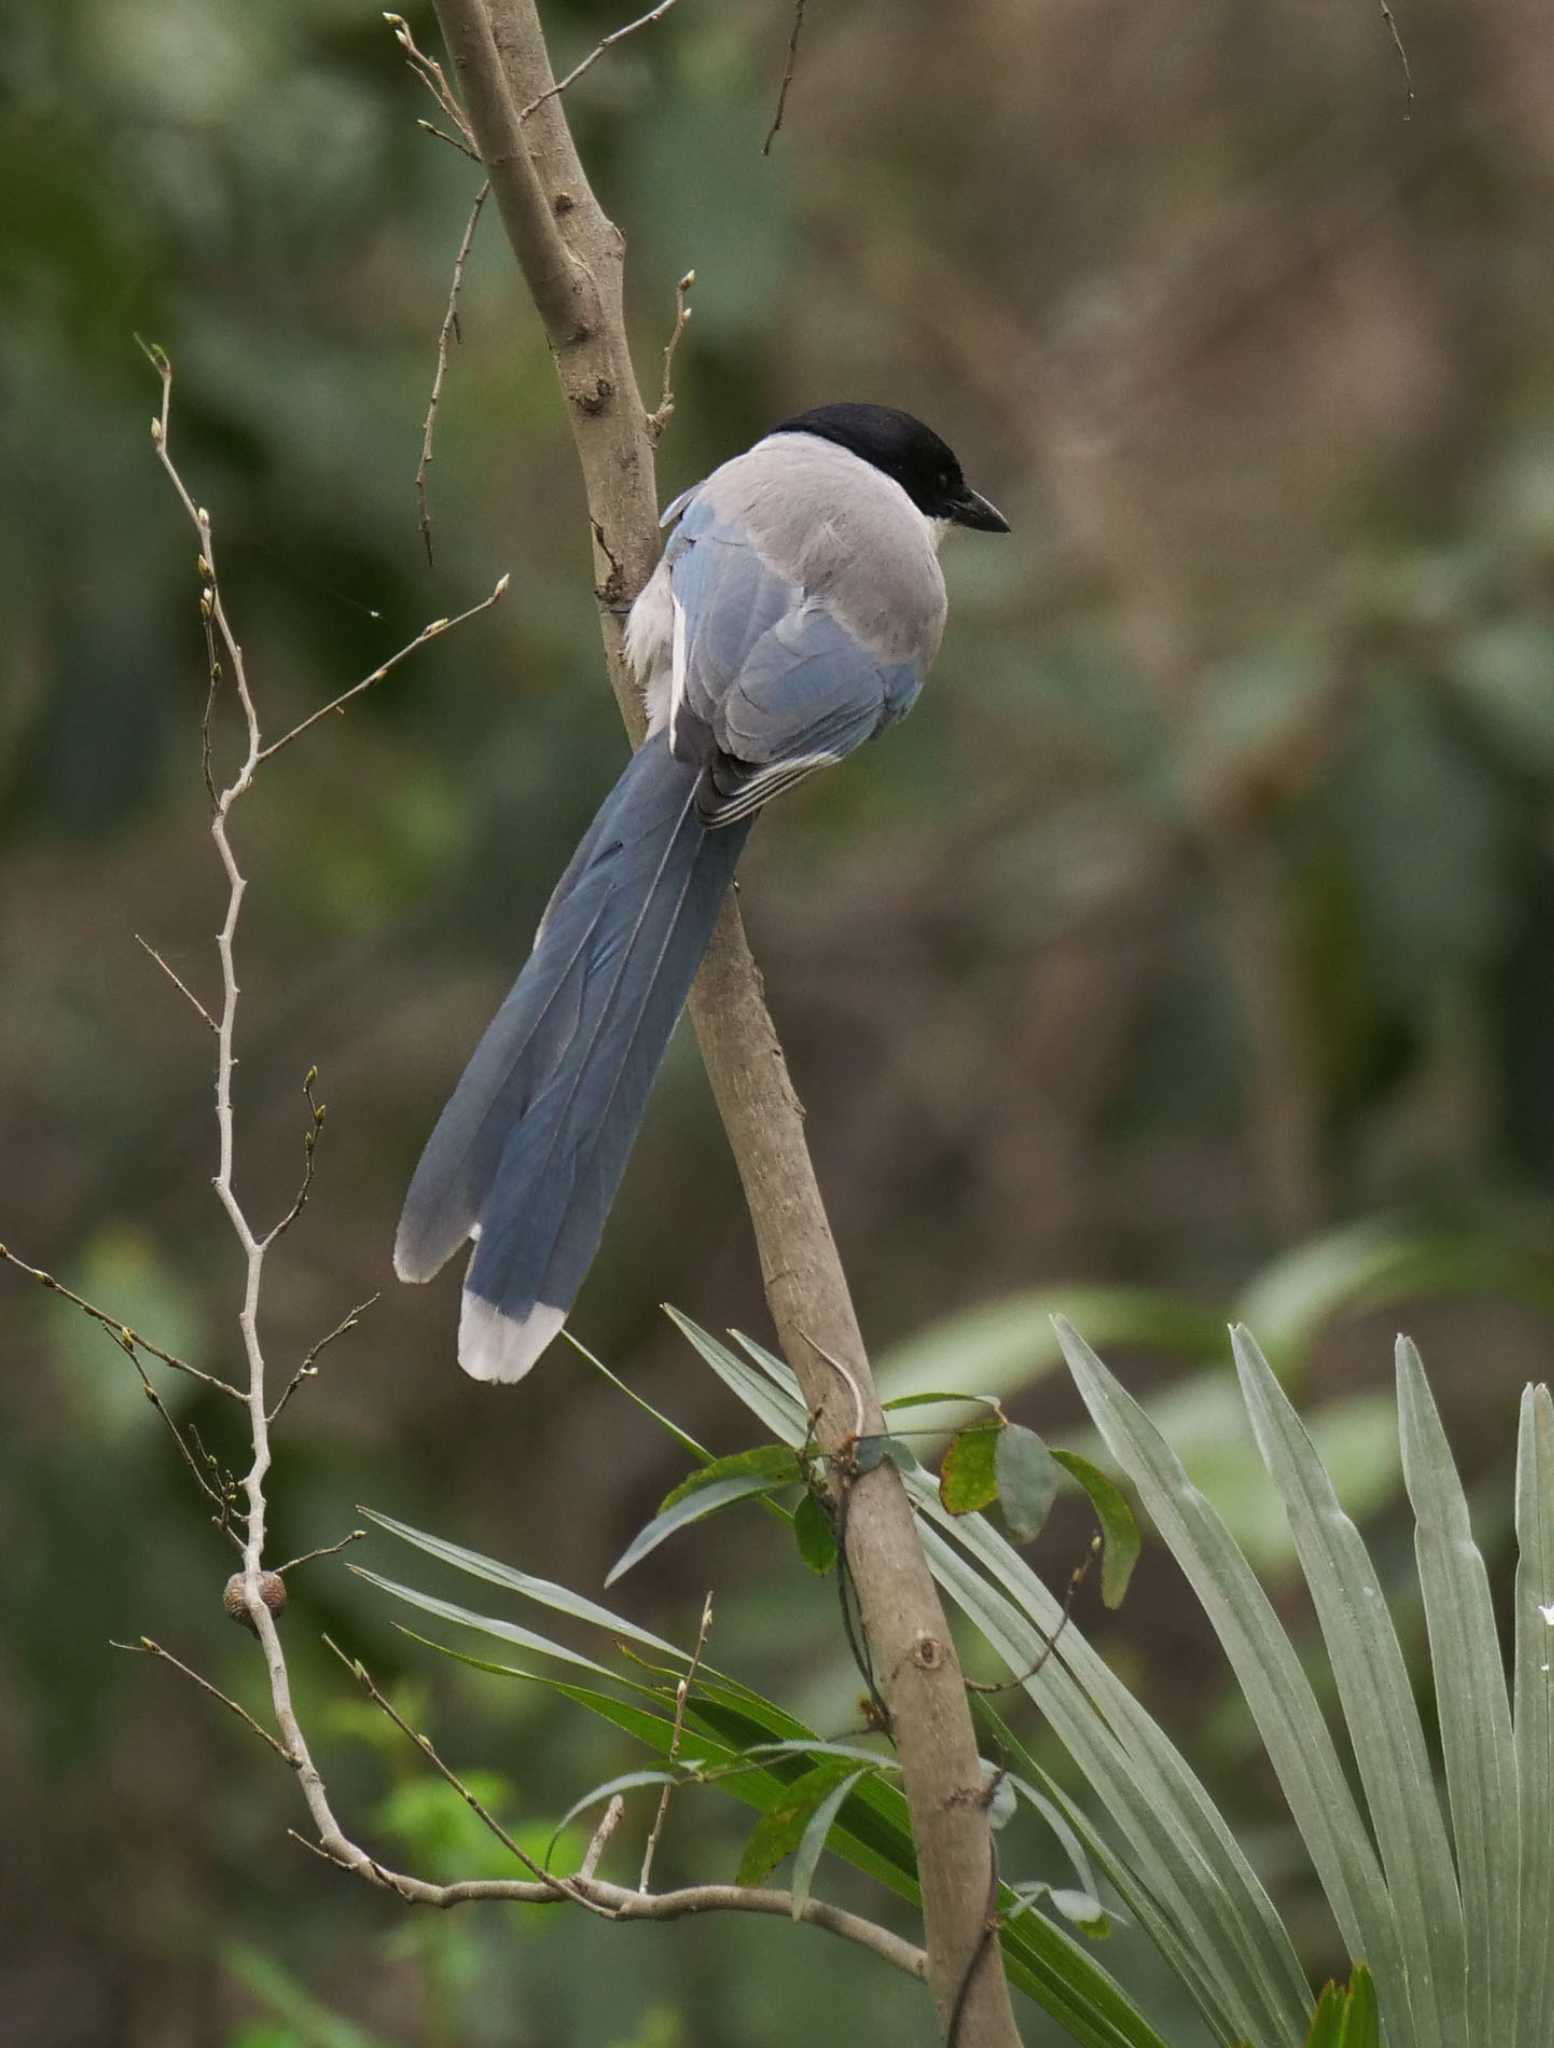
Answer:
[2,0,1552,2041]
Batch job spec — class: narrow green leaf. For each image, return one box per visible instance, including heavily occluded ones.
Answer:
[351,1567,618,1678]
[1303,1980,1345,2048]
[1336,1965,1380,2048]
[883,1390,1004,1413]
[605,1474,784,1588]
[1514,1383,1554,2048]
[673,1313,1180,2048]
[982,1704,1233,2037]
[563,1328,712,1460]
[666,1309,806,1444]
[1231,1324,1465,2048]
[790,1768,870,1918]
[1051,1449,1140,1605]
[793,1491,838,1574]
[1396,1336,1518,2048]
[997,1425,1061,1543]
[659,1444,800,1514]
[1005,1773,1102,1902]
[1053,1316,1401,2041]
[940,1423,1002,1512]
[356,1507,684,1656]
[738,1738,897,1770]
[736,1760,858,1887]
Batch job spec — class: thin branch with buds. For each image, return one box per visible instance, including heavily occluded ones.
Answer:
[0,1241,241,1398]
[646,269,695,443]
[255,577,507,764]
[418,180,491,567]
[135,933,218,1035]
[112,1636,296,1765]
[268,1294,379,1425]
[518,0,684,121]
[640,1590,713,1890]
[384,13,477,150]
[58,344,931,1997]
[275,1530,367,1578]
[763,0,808,155]
[264,1069,328,1247]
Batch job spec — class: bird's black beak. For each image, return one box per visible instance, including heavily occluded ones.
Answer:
[947,486,1010,534]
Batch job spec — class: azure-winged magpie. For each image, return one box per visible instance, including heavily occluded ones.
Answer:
[395,402,1008,1382]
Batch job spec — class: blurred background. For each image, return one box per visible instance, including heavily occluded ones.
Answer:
[4,0,1553,2041]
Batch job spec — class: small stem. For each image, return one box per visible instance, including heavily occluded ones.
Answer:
[518,0,684,121]
[418,182,491,568]
[255,577,509,763]
[639,1590,713,1891]
[113,1637,294,1763]
[274,1530,367,1577]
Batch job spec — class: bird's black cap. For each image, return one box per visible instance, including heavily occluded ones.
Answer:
[770,401,1009,532]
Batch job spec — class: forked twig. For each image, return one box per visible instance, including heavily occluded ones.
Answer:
[323,1637,619,1918]
[519,0,684,121]
[384,13,476,150]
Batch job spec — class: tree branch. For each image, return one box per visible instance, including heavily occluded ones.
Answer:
[425,5,1020,2036]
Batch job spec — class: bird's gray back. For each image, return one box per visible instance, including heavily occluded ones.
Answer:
[692,433,947,668]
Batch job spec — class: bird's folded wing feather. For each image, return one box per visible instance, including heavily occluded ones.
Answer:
[666,498,923,828]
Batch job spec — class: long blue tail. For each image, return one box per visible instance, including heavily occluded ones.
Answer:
[394,729,751,1381]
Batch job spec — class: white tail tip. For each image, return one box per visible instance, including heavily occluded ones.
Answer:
[458,1292,566,1384]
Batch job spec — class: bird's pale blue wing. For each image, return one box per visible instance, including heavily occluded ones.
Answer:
[667,497,923,827]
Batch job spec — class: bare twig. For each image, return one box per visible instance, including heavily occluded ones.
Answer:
[113,1636,295,1765]
[255,575,508,763]
[640,1590,713,1891]
[581,1794,625,1881]
[134,933,219,1035]
[323,1636,618,1917]
[646,269,695,443]
[417,117,480,160]
[1377,0,1414,108]
[0,1241,241,1398]
[964,1535,1100,1693]
[292,1830,927,1974]
[139,1379,245,1545]
[385,13,477,149]
[274,1529,367,1577]
[762,0,808,155]
[261,1067,327,1247]
[418,181,491,567]
[518,0,683,121]
[268,1294,380,1425]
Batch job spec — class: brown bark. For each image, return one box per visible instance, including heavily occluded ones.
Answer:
[427,5,1022,2038]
